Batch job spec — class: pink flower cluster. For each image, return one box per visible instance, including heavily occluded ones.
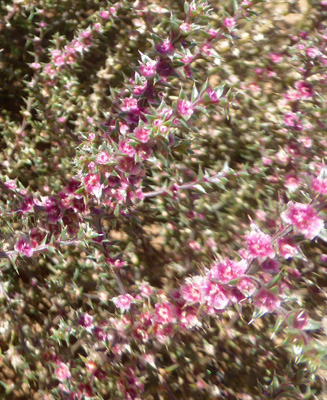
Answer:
[177,99,194,119]
[245,230,275,258]
[281,202,324,239]
[15,236,36,258]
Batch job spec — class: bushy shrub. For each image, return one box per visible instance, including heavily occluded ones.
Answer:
[1,0,327,399]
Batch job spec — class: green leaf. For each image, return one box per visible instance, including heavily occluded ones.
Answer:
[194,184,206,193]
[114,204,120,217]
[270,315,284,339]
[233,0,239,13]
[191,84,199,102]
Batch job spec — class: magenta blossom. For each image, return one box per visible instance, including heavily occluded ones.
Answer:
[180,23,192,34]
[284,112,302,130]
[306,47,320,58]
[281,201,324,240]
[208,258,248,283]
[112,294,135,311]
[134,127,150,143]
[15,236,35,257]
[121,96,139,112]
[96,151,111,164]
[223,17,236,29]
[245,230,275,258]
[181,276,206,304]
[284,173,301,192]
[78,313,94,328]
[140,61,157,77]
[312,177,327,195]
[177,99,194,119]
[269,52,283,63]
[202,281,230,310]
[278,237,299,259]
[254,288,280,313]
[83,173,102,197]
[99,10,110,19]
[295,81,313,98]
[237,277,257,297]
[155,302,175,324]
[155,40,174,55]
[56,362,71,382]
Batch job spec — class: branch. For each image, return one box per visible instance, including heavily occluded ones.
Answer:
[143,166,241,199]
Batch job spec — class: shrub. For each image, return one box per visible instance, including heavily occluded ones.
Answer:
[1,0,327,399]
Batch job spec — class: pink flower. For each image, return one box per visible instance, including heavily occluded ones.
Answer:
[155,40,174,55]
[112,294,134,311]
[134,127,149,143]
[155,302,175,324]
[180,308,201,329]
[255,210,267,221]
[223,17,236,29]
[278,237,298,259]
[140,61,157,77]
[56,363,71,382]
[133,83,147,95]
[254,288,280,312]
[181,276,205,304]
[295,81,314,98]
[177,99,194,119]
[181,54,194,64]
[83,174,101,196]
[87,161,95,171]
[119,141,135,157]
[269,52,283,63]
[284,112,302,130]
[208,258,248,283]
[15,236,34,257]
[284,173,301,192]
[237,277,257,297]
[254,67,264,75]
[180,23,192,34]
[4,180,17,190]
[245,231,275,258]
[262,157,273,166]
[99,10,110,19]
[206,88,222,103]
[284,90,300,102]
[298,136,312,148]
[156,59,174,77]
[247,82,260,93]
[121,97,139,112]
[188,240,201,251]
[312,177,327,194]
[201,43,214,56]
[275,149,289,166]
[78,313,94,328]
[57,116,67,124]
[139,283,153,298]
[306,47,320,58]
[281,201,324,239]
[261,258,280,273]
[30,62,41,70]
[96,151,111,164]
[202,281,229,310]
